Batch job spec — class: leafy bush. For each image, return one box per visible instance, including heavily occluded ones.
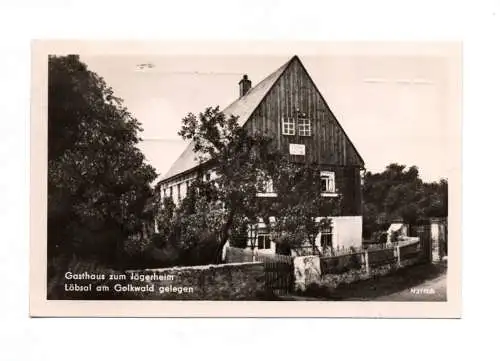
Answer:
[371,230,388,244]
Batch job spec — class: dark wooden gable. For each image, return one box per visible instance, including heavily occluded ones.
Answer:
[245,56,364,167]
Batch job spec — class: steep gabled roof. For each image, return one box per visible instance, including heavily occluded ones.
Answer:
[158,58,292,183]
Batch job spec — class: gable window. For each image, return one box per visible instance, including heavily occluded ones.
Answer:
[320,171,336,196]
[282,117,295,135]
[257,230,272,250]
[297,117,311,136]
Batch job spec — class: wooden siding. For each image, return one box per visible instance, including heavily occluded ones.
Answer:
[245,57,363,167]
[245,58,363,215]
[160,57,364,216]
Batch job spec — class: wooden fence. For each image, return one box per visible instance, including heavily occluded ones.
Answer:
[225,247,294,294]
[225,237,424,293]
[320,237,424,275]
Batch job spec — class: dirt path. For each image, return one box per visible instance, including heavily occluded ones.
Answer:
[279,262,448,301]
[371,271,447,301]
[330,262,448,301]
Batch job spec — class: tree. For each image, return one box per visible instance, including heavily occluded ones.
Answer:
[362,163,448,240]
[48,55,157,266]
[165,106,338,261]
[260,161,336,254]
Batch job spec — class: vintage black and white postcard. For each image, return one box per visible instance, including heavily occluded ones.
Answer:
[30,41,461,317]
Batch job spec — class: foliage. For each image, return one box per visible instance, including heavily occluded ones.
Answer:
[362,163,448,239]
[48,55,157,266]
[262,162,338,253]
[153,106,336,262]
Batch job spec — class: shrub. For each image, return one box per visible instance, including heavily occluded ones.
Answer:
[371,230,388,244]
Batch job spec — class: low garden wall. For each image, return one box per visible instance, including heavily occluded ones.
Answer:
[49,260,266,300]
[225,246,255,263]
[306,238,425,293]
[320,252,364,274]
[224,238,426,294]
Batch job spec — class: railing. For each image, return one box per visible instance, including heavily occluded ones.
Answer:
[225,236,423,291]
[321,237,422,275]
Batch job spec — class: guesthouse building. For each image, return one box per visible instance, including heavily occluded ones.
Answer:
[156,55,365,255]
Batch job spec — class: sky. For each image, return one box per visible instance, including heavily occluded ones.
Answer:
[81,47,458,183]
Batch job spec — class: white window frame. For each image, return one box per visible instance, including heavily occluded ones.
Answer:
[282,117,295,135]
[256,176,277,197]
[257,231,272,250]
[320,171,337,196]
[297,117,311,136]
[320,226,333,250]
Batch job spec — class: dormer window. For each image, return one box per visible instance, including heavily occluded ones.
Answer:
[282,117,295,135]
[297,117,311,136]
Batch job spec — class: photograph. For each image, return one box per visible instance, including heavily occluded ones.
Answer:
[31,41,461,316]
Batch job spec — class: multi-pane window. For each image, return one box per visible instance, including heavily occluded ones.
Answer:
[297,117,311,136]
[257,231,272,250]
[282,117,295,135]
[320,227,333,250]
[320,171,336,193]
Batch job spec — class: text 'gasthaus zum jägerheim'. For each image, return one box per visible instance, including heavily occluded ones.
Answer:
[63,271,195,295]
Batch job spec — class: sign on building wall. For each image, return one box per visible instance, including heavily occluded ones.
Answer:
[289,143,305,155]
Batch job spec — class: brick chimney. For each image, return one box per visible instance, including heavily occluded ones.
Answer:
[239,74,251,97]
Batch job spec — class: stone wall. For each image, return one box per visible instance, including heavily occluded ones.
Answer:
[124,262,266,300]
[399,241,421,260]
[318,254,424,291]
[320,252,364,274]
[225,246,255,263]
[52,261,266,300]
[367,248,396,268]
[299,240,427,292]
[293,256,321,291]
